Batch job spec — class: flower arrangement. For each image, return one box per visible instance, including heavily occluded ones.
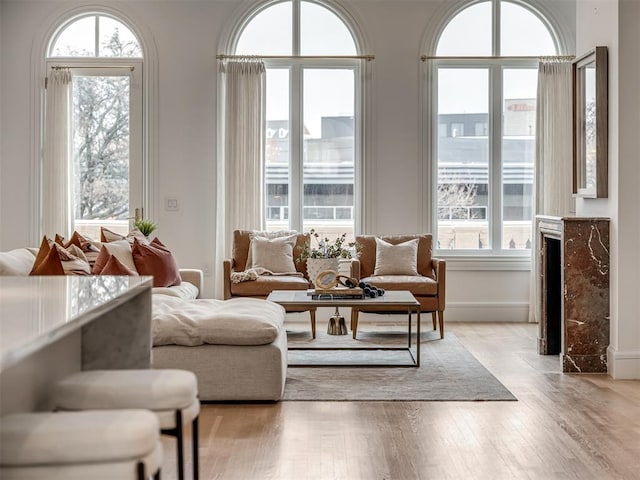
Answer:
[297,229,358,262]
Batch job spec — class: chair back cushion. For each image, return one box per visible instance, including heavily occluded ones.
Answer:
[356,234,434,279]
[233,230,309,276]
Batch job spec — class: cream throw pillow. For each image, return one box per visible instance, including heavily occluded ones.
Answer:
[250,234,297,273]
[246,230,297,270]
[102,239,138,273]
[373,237,420,276]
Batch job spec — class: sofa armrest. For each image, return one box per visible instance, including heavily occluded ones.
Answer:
[179,269,203,298]
[223,259,234,300]
[432,258,446,310]
[349,258,361,280]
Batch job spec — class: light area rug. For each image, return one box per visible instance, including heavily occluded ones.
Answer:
[283,325,516,402]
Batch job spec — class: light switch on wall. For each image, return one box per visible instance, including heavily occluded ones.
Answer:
[166,197,179,211]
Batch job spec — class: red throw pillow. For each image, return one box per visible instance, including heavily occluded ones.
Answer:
[98,254,139,276]
[131,238,181,287]
[91,246,111,274]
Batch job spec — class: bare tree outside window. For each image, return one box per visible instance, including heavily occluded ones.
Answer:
[71,29,135,221]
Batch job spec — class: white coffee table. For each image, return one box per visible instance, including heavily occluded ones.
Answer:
[267,290,421,367]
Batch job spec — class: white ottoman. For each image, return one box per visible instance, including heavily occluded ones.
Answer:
[0,409,162,480]
[52,369,199,480]
[152,296,288,401]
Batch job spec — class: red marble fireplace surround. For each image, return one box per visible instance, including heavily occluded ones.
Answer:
[536,216,610,373]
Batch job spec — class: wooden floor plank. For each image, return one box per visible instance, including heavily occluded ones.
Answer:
[161,322,640,480]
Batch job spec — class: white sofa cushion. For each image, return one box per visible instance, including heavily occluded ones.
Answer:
[0,248,35,276]
[153,296,285,347]
[152,281,199,299]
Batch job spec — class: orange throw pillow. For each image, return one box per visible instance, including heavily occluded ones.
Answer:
[98,254,139,276]
[132,238,181,287]
[30,236,53,274]
[30,244,64,276]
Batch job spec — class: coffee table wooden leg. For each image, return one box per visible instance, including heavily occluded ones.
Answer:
[351,309,359,339]
[310,309,316,339]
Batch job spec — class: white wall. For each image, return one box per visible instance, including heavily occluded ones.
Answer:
[0,0,574,323]
[576,0,640,379]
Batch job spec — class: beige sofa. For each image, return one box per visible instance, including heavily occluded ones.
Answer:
[0,246,288,401]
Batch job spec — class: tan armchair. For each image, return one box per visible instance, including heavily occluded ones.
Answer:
[350,234,446,338]
[223,230,319,337]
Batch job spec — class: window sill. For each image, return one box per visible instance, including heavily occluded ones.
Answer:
[434,254,532,271]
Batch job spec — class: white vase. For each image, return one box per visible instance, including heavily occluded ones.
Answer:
[306,258,340,288]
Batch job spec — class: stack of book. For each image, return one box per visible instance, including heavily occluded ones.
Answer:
[307,287,364,300]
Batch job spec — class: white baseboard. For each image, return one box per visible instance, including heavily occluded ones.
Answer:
[444,302,530,322]
[607,346,640,379]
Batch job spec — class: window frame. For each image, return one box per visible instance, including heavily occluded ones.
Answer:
[48,13,144,59]
[231,0,365,235]
[41,10,149,239]
[262,58,362,233]
[423,0,561,259]
[45,58,144,233]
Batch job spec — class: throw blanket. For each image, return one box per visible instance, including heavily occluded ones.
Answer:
[153,295,285,347]
[230,267,304,283]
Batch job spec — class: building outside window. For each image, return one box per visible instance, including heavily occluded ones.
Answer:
[430,0,558,252]
[234,0,362,242]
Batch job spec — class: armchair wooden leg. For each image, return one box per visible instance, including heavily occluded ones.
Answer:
[432,311,437,331]
[351,309,359,339]
[309,309,316,339]
[438,310,444,339]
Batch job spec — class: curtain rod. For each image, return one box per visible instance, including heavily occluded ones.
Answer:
[421,54,575,62]
[217,54,374,61]
[50,65,135,71]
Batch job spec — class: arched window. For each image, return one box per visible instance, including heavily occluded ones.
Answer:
[234,0,362,240]
[49,14,142,57]
[45,13,144,238]
[429,0,558,252]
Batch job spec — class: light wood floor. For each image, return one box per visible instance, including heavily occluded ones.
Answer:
[161,322,640,480]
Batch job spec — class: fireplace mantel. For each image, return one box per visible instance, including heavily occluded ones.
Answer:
[536,215,610,373]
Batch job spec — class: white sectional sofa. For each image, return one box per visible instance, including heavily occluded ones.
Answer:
[0,247,288,401]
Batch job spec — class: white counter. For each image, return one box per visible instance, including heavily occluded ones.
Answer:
[0,275,153,414]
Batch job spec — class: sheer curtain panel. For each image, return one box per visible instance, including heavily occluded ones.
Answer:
[42,68,73,238]
[529,60,573,323]
[215,59,266,297]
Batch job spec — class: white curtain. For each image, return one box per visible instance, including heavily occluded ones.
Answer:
[42,68,73,238]
[529,60,574,323]
[214,59,266,298]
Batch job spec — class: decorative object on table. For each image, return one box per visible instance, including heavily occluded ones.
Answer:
[327,306,348,335]
[336,275,358,288]
[310,286,363,300]
[309,274,364,299]
[315,269,339,289]
[134,218,158,237]
[310,276,364,299]
[359,280,385,298]
[298,229,358,287]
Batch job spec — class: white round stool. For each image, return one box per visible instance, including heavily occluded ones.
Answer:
[52,369,200,480]
[0,409,162,480]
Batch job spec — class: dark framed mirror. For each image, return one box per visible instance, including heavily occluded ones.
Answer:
[573,46,608,198]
